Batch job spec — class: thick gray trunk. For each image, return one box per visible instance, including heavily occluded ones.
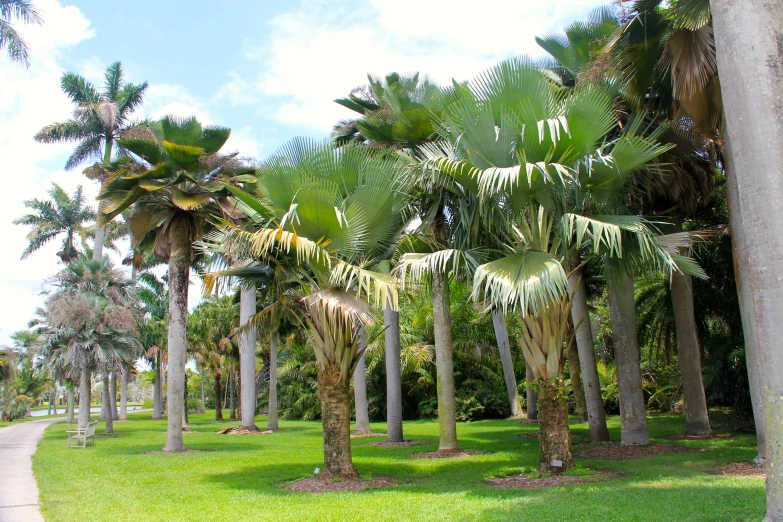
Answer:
[67,385,75,423]
[267,331,279,431]
[152,357,163,420]
[566,329,588,423]
[239,285,258,431]
[119,363,129,421]
[712,3,783,516]
[102,375,113,434]
[162,221,190,452]
[432,270,458,450]
[110,373,118,420]
[726,144,766,462]
[384,303,403,442]
[353,327,371,433]
[525,362,538,421]
[93,224,106,262]
[568,255,610,441]
[669,221,711,435]
[491,308,522,417]
[607,271,649,445]
[78,369,91,428]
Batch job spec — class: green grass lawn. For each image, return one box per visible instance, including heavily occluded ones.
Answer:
[32,411,765,522]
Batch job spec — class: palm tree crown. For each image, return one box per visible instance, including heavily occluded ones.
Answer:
[0,0,42,67]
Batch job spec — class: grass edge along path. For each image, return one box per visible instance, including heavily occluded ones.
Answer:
[33,412,765,522]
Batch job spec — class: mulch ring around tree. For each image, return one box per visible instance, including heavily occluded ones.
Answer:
[216,427,274,435]
[713,462,765,478]
[486,471,611,490]
[350,431,386,439]
[144,449,203,455]
[410,449,491,459]
[287,476,395,493]
[661,432,733,441]
[371,440,426,448]
[575,442,700,460]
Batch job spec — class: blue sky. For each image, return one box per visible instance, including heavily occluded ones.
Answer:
[0,0,607,346]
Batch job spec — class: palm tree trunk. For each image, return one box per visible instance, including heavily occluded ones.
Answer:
[47,389,54,415]
[607,271,649,445]
[92,140,113,261]
[726,155,766,463]
[384,302,403,442]
[353,327,371,433]
[239,285,259,431]
[152,357,163,420]
[229,360,236,421]
[102,375,113,434]
[669,220,711,436]
[568,255,610,441]
[162,221,190,452]
[110,372,118,420]
[566,326,588,423]
[66,383,75,423]
[267,331,279,431]
[214,370,223,421]
[77,369,91,428]
[200,369,205,409]
[119,363,129,421]
[491,308,522,417]
[525,363,538,421]
[432,269,458,450]
[318,366,358,480]
[537,376,573,473]
[712,4,783,515]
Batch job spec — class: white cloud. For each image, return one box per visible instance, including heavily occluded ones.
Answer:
[222,0,607,132]
[0,0,96,346]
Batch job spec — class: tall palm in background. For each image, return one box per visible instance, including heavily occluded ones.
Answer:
[35,61,148,260]
[97,115,251,452]
[136,271,169,419]
[0,0,42,66]
[14,183,94,263]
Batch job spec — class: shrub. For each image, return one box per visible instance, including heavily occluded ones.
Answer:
[187,398,205,414]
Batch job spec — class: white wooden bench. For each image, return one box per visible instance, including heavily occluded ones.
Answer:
[66,421,98,448]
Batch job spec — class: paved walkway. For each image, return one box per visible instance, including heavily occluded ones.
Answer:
[0,417,63,522]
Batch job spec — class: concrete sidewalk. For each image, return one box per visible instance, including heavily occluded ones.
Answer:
[0,417,63,522]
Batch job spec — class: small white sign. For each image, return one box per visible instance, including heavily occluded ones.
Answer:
[551,459,563,467]
[314,467,320,475]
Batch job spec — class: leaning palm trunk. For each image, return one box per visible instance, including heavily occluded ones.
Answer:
[267,331,279,431]
[518,298,574,473]
[726,158,766,463]
[119,363,129,421]
[565,327,588,423]
[607,272,649,445]
[102,375,113,434]
[78,369,91,428]
[713,3,783,514]
[432,270,458,450]
[239,285,259,431]
[384,303,404,442]
[353,327,371,433]
[568,256,609,441]
[162,221,190,452]
[492,308,522,417]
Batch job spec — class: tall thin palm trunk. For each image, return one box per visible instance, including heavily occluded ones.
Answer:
[47,388,54,415]
[229,360,236,421]
[239,285,259,431]
[712,3,783,514]
[110,372,118,420]
[162,221,189,452]
[432,269,458,450]
[92,140,113,261]
[102,375,113,434]
[119,363,129,421]
[565,326,588,423]
[77,369,91,428]
[267,331,279,431]
[568,255,609,441]
[525,362,538,421]
[491,308,522,417]
[214,370,223,421]
[353,327,371,433]
[384,303,403,442]
[607,271,649,445]
[152,356,163,420]
[66,382,75,423]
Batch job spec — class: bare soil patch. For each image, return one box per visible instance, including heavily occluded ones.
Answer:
[371,440,424,448]
[287,476,395,493]
[411,449,490,459]
[576,442,696,460]
[216,427,274,435]
[714,462,765,478]
[350,431,386,439]
[486,473,594,489]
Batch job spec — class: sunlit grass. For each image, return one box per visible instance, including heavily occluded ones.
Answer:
[32,411,765,521]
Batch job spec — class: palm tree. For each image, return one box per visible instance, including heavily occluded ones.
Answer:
[34,62,148,260]
[97,115,252,452]
[211,139,407,479]
[414,57,688,472]
[38,257,138,429]
[14,183,94,263]
[136,271,168,419]
[711,0,783,515]
[0,0,42,67]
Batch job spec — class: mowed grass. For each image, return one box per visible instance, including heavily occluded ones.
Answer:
[33,411,765,522]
